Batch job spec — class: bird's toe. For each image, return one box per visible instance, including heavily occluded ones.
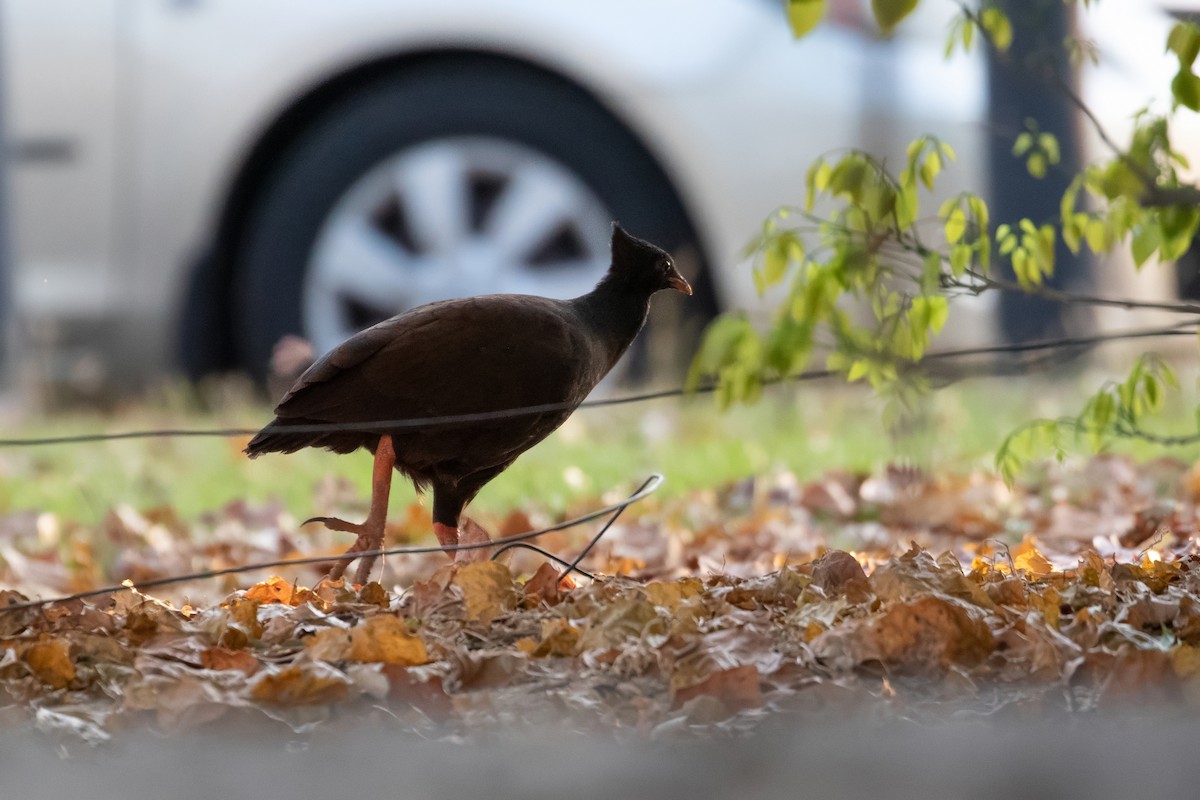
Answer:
[302,515,365,534]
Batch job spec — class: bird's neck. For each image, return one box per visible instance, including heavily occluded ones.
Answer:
[574,279,652,367]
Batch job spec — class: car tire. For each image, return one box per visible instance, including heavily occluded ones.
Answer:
[231,57,713,382]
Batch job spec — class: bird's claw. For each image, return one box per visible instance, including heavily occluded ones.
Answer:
[301,515,364,534]
[303,515,384,584]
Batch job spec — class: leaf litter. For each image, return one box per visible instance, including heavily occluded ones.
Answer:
[3,453,1200,743]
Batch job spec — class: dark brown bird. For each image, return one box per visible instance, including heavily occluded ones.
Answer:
[245,224,691,585]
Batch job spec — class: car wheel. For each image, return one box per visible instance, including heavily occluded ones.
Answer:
[232,58,712,382]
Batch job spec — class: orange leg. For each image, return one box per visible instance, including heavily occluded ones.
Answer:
[305,435,395,585]
[432,522,459,555]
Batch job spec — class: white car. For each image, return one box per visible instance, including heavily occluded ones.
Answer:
[3,0,1177,390]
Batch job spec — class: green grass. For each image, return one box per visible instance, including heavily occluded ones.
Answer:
[0,368,1196,526]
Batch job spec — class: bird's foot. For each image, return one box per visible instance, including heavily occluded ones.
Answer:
[303,515,386,586]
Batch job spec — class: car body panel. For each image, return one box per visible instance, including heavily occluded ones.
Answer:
[9,0,1182,388]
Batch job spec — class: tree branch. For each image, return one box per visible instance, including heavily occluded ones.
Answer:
[958,270,1200,315]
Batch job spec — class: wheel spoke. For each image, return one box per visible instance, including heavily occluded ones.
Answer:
[394,144,470,254]
[485,160,583,262]
[310,215,416,308]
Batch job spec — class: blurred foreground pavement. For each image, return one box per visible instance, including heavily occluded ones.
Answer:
[2,709,1196,800]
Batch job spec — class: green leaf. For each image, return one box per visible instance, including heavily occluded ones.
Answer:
[944,206,967,244]
[1085,218,1111,253]
[896,181,918,229]
[967,194,988,230]
[962,15,975,51]
[1038,132,1061,164]
[1131,223,1161,267]
[786,0,826,38]
[913,295,949,334]
[871,0,918,34]
[950,244,972,276]
[1172,69,1200,111]
[1027,152,1047,179]
[981,7,1013,52]
[919,150,942,190]
[1160,205,1200,260]
[1012,131,1033,157]
[1167,21,1200,69]
[763,243,789,285]
[804,159,830,211]
[921,251,942,292]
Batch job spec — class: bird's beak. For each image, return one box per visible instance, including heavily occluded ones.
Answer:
[667,267,693,296]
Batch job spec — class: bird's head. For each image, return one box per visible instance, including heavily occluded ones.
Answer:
[607,223,693,296]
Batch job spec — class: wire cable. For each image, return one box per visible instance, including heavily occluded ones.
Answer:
[0,324,1190,448]
[0,474,663,614]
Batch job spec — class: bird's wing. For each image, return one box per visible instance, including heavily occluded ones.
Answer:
[273,296,601,425]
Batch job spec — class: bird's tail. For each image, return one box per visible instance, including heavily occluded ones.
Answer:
[244,418,365,457]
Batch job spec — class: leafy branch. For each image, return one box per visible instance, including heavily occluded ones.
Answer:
[695,0,1200,480]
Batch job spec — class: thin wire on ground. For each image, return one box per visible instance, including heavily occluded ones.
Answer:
[0,474,664,614]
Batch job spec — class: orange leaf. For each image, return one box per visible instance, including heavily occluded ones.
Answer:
[251,664,349,705]
[24,638,75,689]
[199,646,260,676]
[672,664,762,715]
[244,576,301,606]
[1013,538,1053,576]
[347,615,429,666]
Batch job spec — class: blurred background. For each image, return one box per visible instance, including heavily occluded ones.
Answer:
[1,0,1198,404]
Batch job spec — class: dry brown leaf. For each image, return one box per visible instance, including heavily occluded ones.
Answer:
[221,597,263,641]
[383,666,452,719]
[453,561,517,624]
[873,595,994,670]
[250,663,350,705]
[520,618,580,658]
[346,615,428,666]
[454,518,494,565]
[199,646,260,676]
[1013,538,1054,576]
[672,664,762,716]
[306,627,352,662]
[244,576,301,606]
[24,638,75,689]
[523,562,567,606]
[358,582,390,608]
[810,550,869,597]
[645,577,704,610]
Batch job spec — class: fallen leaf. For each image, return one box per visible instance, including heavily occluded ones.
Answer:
[521,618,580,658]
[199,646,260,676]
[1013,539,1054,576]
[672,664,762,716]
[454,518,494,565]
[453,561,517,624]
[358,582,390,608]
[244,576,300,606]
[251,663,350,705]
[24,638,75,689]
[523,562,567,606]
[873,595,994,670]
[810,550,869,597]
[346,615,428,666]
[645,577,704,610]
